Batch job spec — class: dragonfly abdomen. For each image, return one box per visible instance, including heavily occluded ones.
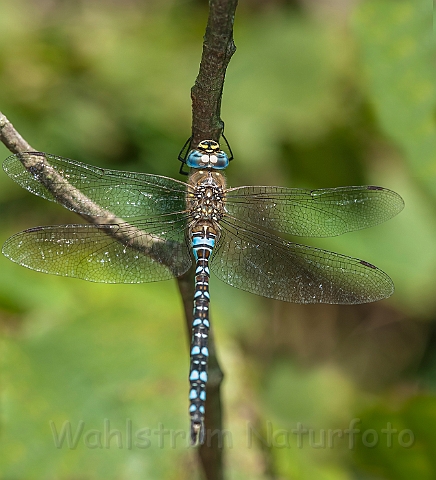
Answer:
[188,223,217,444]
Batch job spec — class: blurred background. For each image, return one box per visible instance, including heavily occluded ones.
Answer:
[0,0,434,478]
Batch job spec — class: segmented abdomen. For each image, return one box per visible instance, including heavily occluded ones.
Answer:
[188,223,217,444]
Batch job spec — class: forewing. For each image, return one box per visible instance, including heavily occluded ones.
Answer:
[3,152,187,218]
[226,185,404,237]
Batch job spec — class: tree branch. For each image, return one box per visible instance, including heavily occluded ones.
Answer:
[190,0,238,147]
[0,113,34,153]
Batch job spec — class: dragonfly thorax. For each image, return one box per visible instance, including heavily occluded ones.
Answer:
[190,184,225,222]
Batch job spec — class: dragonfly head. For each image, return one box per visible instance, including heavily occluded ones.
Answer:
[186,140,229,170]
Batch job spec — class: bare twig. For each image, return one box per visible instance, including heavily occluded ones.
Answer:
[0,113,34,153]
[190,0,238,148]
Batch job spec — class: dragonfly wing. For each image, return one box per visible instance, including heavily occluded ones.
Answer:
[226,185,404,237]
[3,152,187,218]
[2,219,191,283]
[211,217,394,304]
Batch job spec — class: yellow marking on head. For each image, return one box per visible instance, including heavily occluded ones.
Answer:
[197,140,220,152]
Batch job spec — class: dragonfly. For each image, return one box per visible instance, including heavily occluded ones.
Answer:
[2,141,404,444]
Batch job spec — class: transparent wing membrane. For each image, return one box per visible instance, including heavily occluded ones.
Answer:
[226,185,404,237]
[3,218,191,283]
[211,216,394,304]
[3,152,401,302]
[3,152,188,218]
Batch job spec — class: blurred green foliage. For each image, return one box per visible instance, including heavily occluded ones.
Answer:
[0,0,434,479]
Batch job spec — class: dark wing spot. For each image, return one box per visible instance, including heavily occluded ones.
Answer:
[25,226,45,233]
[360,260,377,269]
